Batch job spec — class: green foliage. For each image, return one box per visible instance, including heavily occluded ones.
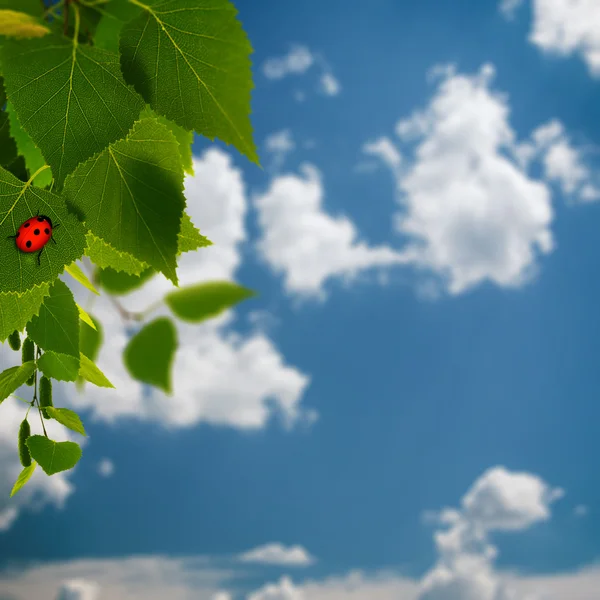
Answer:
[124,317,178,393]
[18,418,31,467]
[27,280,80,359]
[0,0,259,494]
[7,330,20,351]
[26,436,82,475]
[45,407,86,436]
[0,362,35,404]
[166,281,255,323]
[120,0,259,164]
[39,376,53,419]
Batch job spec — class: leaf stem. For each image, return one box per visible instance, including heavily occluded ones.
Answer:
[33,346,48,438]
[28,165,51,187]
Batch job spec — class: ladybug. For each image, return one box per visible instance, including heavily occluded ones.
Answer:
[8,211,60,265]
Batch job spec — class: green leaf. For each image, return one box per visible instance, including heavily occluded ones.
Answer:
[76,303,96,330]
[10,462,36,497]
[85,233,148,276]
[37,351,80,382]
[165,281,255,323]
[0,1,42,17]
[76,314,103,391]
[0,109,18,168]
[96,266,154,296]
[0,361,35,404]
[93,0,142,54]
[1,32,144,187]
[0,10,50,39]
[0,283,50,342]
[63,118,185,283]
[79,353,114,388]
[178,212,212,254]
[0,167,87,294]
[45,407,86,436]
[26,436,82,475]
[120,0,259,164]
[6,100,52,187]
[123,317,177,394]
[27,279,79,358]
[65,263,99,296]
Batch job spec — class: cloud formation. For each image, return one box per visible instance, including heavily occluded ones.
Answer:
[239,543,316,567]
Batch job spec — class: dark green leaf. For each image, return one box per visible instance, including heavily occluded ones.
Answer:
[97,267,154,296]
[120,0,259,164]
[93,0,142,54]
[165,281,255,323]
[45,407,86,436]
[123,317,177,394]
[0,361,35,404]
[26,436,82,475]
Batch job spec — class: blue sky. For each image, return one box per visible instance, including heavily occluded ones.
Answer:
[2,0,600,598]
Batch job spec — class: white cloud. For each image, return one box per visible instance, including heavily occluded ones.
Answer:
[521,0,600,76]
[239,543,315,567]
[264,130,296,173]
[97,459,114,478]
[363,137,402,170]
[320,73,341,96]
[247,576,304,600]
[368,63,557,295]
[58,149,312,432]
[263,46,314,80]
[212,593,232,600]
[55,579,99,600]
[499,0,524,19]
[254,164,409,297]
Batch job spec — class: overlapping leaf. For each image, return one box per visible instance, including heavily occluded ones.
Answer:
[179,212,211,253]
[45,407,87,436]
[37,351,80,382]
[0,1,41,17]
[0,283,50,342]
[123,317,177,393]
[97,266,155,296]
[26,436,81,475]
[27,279,80,358]
[79,353,113,388]
[93,0,142,54]
[0,167,87,294]
[0,108,18,167]
[120,0,259,164]
[63,118,185,283]
[85,233,148,276]
[65,263,99,295]
[76,314,103,391]
[1,32,144,187]
[0,10,49,39]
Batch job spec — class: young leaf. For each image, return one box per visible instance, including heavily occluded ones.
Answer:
[76,315,103,391]
[26,436,82,475]
[79,353,114,389]
[123,317,177,394]
[6,100,52,187]
[0,10,50,39]
[178,213,212,254]
[63,118,185,284]
[96,267,155,296]
[0,361,35,404]
[27,280,79,358]
[0,167,87,294]
[120,0,259,164]
[45,407,86,437]
[76,304,97,331]
[165,281,255,323]
[37,351,80,382]
[10,462,36,498]
[0,284,50,342]
[65,263,99,296]
[0,32,145,187]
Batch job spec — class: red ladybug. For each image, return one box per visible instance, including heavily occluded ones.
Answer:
[9,212,60,265]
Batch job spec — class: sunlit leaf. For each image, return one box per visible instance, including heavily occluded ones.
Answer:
[0,361,35,404]
[0,283,50,342]
[65,263,99,296]
[26,436,82,475]
[0,10,49,39]
[10,462,36,497]
[79,353,114,388]
[37,351,80,382]
[45,406,87,436]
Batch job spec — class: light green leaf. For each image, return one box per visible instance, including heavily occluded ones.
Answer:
[45,406,86,436]
[120,0,259,164]
[79,353,114,388]
[0,10,49,38]
[5,100,52,187]
[27,279,79,358]
[26,436,82,475]
[0,361,35,403]
[0,167,87,294]
[76,304,96,330]
[85,233,148,276]
[37,351,80,382]
[165,281,255,323]
[1,32,144,187]
[10,462,36,497]
[97,267,155,296]
[123,317,177,394]
[178,212,212,254]
[0,283,50,342]
[63,118,185,283]
[65,263,99,296]
[76,314,103,391]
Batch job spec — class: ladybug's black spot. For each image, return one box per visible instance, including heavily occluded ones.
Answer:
[34,229,40,235]
[44,228,50,235]
[24,222,30,228]
[25,240,32,249]
[37,217,45,222]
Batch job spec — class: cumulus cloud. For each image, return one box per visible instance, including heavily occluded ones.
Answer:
[239,543,315,567]
[247,576,304,600]
[512,0,600,76]
[254,164,408,297]
[499,0,524,19]
[57,149,312,431]
[319,73,341,96]
[55,579,99,600]
[264,130,296,173]
[263,46,314,80]
[97,459,114,478]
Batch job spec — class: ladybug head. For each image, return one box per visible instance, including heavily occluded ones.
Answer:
[36,215,53,228]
